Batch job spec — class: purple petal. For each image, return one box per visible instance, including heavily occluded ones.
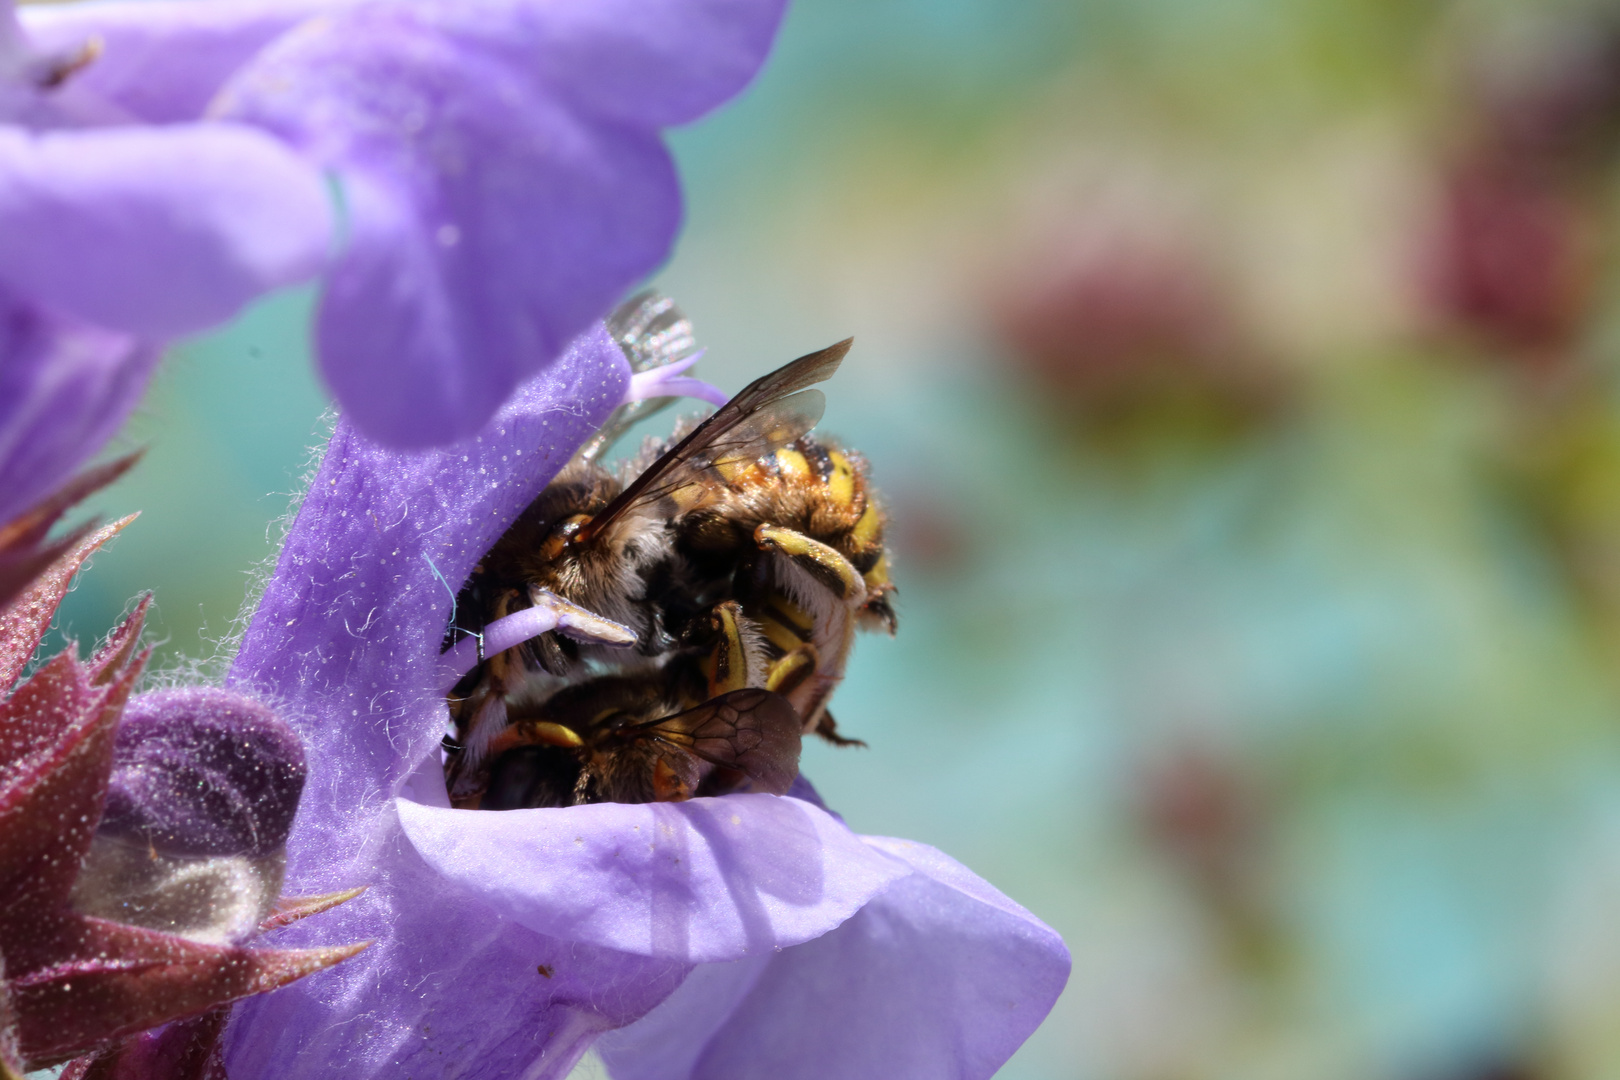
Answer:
[419,0,790,128]
[223,824,688,1080]
[18,0,788,128]
[223,329,634,1078]
[397,793,908,963]
[0,123,331,339]
[597,838,1072,1080]
[215,0,780,448]
[17,0,331,123]
[328,145,673,448]
[0,286,156,528]
[101,688,306,858]
[217,6,680,447]
[1,1,23,59]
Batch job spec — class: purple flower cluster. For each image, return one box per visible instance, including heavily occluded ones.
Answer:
[2,0,1070,1071]
[0,0,785,526]
[220,332,1069,1078]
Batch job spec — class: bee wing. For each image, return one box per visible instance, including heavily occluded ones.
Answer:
[575,339,852,543]
[638,688,803,795]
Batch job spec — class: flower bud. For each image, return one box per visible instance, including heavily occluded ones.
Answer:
[70,688,306,945]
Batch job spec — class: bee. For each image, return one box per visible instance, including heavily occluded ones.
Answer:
[444,294,896,805]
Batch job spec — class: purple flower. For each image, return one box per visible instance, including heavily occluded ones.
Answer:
[0,0,787,524]
[71,686,311,949]
[99,688,307,860]
[221,328,1069,1078]
[1,0,333,523]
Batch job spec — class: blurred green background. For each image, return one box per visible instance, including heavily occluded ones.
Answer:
[52,0,1620,1076]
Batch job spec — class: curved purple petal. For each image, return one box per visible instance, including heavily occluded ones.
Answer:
[418,0,790,127]
[0,286,155,528]
[0,123,331,339]
[17,0,787,128]
[323,135,673,447]
[597,837,1073,1080]
[397,793,907,963]
[217,5,682,447]
[224,329,640,1078]
[13,0,785,449]
[224,816,689,1080]
[17,0,332,124]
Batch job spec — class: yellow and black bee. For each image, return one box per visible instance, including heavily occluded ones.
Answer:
[444,295,896,806]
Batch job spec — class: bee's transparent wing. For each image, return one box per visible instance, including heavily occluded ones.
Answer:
[638,688,802,795]
[577,338,853,542]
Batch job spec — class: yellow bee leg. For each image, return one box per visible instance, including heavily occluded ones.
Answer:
[853,550,897,633]
[485,720,586,760]
[706,600,752,697]
[765,644,820,696]
[754,524,865,602]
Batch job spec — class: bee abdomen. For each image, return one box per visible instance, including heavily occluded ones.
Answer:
[772,440,857,506]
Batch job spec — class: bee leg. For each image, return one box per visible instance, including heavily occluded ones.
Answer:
[529,630,572,677]
[756,591,816,654]
[445,641,523,805]
[446,691,506,807]
[813,709,867,748]
[651,754,697,802]
[754,524,866,603]
[702,600,765,698]
[765,645,819,697]
[527,586,640,647]
[857,594,898,635]
[485,720,586,759]
[857,553,898,635]
[571,766,598,806]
